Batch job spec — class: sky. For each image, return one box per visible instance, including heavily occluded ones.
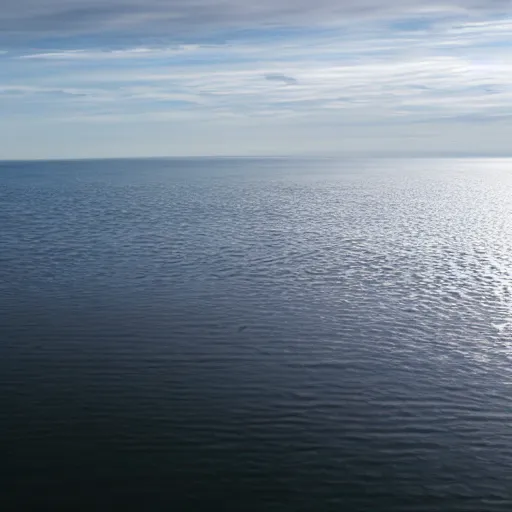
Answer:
[1,0,512,159]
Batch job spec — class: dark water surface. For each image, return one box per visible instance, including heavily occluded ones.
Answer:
[2,158,512,510]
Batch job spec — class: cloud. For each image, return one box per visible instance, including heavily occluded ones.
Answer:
[18,45,200,60]
[264,73,297,85]
[1,0,510,41]
[5,45,512,124]
[2,0,512,157]
[0,85,89,96]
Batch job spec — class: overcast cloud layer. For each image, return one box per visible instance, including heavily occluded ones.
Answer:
[1,0,512,158]
[1,0,510,36]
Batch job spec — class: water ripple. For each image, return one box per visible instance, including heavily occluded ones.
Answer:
[1,158,512,510]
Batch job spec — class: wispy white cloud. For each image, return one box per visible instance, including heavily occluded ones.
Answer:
[6,54,511,125]
[18,45,201,60]
[11,16,508,123]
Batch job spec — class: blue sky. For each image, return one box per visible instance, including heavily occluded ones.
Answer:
[1,0,512,159]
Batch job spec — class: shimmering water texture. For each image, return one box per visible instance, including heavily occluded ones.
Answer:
[1,158,512,510]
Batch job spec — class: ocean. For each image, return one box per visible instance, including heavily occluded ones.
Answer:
[1,157,512,510]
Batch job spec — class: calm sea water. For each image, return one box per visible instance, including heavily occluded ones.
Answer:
[1,158,512,510]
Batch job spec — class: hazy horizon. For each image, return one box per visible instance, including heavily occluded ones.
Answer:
[4,153,512,163]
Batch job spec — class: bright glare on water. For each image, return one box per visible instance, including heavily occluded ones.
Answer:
[1,157,512,510]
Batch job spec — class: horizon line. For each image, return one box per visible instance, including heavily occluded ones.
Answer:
[3,152,512,163]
